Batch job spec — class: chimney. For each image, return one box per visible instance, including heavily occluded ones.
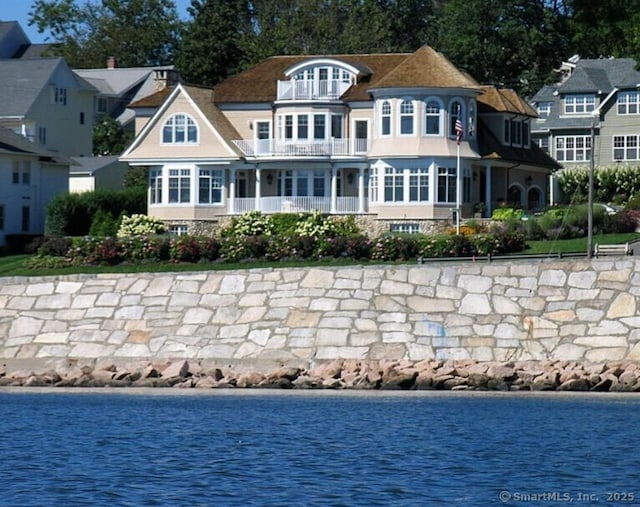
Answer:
[107,56,117,69]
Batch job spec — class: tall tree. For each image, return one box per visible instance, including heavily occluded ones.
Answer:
[175,0,253,87]
[29,0,181,68]
[566,0,640,60]
[428,0,570,95]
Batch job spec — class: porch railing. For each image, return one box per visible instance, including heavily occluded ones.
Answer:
[233,138,369,157]
[277,79,351,101]
[232,196,364,214]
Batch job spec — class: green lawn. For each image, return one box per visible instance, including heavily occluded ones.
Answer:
[1,232,638,277]
[524,232,640,255]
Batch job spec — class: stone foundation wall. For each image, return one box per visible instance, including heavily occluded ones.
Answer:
[1,257,640,368]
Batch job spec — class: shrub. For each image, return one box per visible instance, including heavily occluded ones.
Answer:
[222,211,274,237]
[470,234,502,256]
[295,211,337,238]
[169,235,202,263]
[120,235,170,262]
[491,207,524,221]
[38,236,73,257]
[117,214,166,237]
[199,237,221,261]
[89,209,118,237]
[370,234,419,261]
[218,235,253,263]
[603,210,638,233]
[68,236,122,265]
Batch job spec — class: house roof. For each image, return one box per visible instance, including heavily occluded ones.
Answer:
[558,58,640,94]
[74,66,172,97]
[212,45,480,104]
[0,126,73,165]
[478,86,538,117]
[69,155,123,175]
[0,57,94,117]
[127,86,174,108]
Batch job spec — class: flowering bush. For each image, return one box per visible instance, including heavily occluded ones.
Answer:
[120,235,170,261]
[370,235,419,261]
[223,211,274,237]
[169,235,202,263]
[117,214,166,237]
[68,236,122,265]
[295,211,337,238]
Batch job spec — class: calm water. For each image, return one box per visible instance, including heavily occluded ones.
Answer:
[1,389,639,507]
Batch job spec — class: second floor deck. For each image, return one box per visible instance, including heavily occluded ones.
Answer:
[233,138,369,158]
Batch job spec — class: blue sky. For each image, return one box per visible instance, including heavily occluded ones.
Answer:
[1,0,192,43]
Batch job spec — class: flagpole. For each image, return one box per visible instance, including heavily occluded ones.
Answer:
[456,141,461,234]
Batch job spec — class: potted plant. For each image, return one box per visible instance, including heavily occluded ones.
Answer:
[473,202,486,218]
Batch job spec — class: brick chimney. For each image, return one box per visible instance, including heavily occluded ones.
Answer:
[107,56,117,69]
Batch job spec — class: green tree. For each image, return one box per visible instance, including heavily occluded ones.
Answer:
[123,166,149,189]
[29,0,181,68]
[175,0,253,86]
[93,116,131,155]
[428,0,570,95]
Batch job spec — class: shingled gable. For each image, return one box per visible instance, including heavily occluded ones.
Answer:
[371,45,481,91]
[477,85,538,117]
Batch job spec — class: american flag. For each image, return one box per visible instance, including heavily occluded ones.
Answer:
[455,119,463,144]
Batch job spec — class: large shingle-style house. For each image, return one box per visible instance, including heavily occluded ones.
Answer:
[121,46,558,234]
[0,127,72,249]
[531,56,640,169]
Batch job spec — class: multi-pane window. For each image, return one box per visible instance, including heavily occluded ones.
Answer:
[168,168,191,203]
[12,160,30,184]
[535,136,550,154]
[369,168,379,202]
[537,102,552,119]
[162,114,198,144]
[613,135,639,160]
[169,225,188,236]
[564,94,595,114]
[54,87,67,105]
[437,167,457,203]
[97,97,108,114]
[284,115,293,139]
[313,170,325,196]
[409,168,429,202]
[510,120,522,145]
[297,115,308,139]
[617,92,640,115]
[390,223,420,234]
[425,100,441,135]
[150,169,162,204]
[198,169,223,204]
[381,100,391,136]
[313,114,325,139]
[450,101,463,138]
[384,167,404,202]
[297,170,309,196]
[555,135,591,162]
[331,114,342,138]
[400,99,414,135]
[38,127,46,145]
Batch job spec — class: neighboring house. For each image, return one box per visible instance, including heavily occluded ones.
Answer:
[0,127,72,249]
[0,57,96,157]
[74,58,179,134]
[531,56,640,169]
[121,46,559,235]
[0,21,53,59]
[69,155,128,193]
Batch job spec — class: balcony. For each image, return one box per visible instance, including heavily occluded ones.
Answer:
[277,79,351,101]
[233,138,369,158]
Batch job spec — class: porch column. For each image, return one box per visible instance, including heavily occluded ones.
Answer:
[255,166,262,211]
[485,165,492,216]
[358,167,365,213]
[330,165,337,213]
[229,168,236,214]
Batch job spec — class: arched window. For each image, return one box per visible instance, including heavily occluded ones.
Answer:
[425,99,441,135]
[162,114,198,144]
[381,100,391,136]
[467,100,476,138]
[449,100,464,138]
[400,99,414,135]
[507,184,523,207]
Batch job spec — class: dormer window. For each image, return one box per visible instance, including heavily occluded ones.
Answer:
[564,94,595,114]
[278,59,360,101]
[53,87,67,105]
[537,102,552,119]
[162,114,198,144]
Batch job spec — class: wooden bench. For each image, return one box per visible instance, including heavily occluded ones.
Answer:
[594,242,633,257]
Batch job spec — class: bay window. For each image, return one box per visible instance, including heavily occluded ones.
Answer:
[198,169,223,204]
[168,168,191,203]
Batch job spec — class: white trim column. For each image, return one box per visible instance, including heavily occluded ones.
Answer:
[229,168,236,214]
[255,166,261,211]
[330,165,337,213]
[358,166,365,213]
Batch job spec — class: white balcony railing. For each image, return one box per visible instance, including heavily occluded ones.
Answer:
[232,196,364,214]
[233,138,369,157]
[277,79,351,101]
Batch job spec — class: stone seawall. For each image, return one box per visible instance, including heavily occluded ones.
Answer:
[1,258,640,373]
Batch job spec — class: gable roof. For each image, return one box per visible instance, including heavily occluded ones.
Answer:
[478,86,538,117]
[558,58,640,94]
[0,126,73,165]
[212,45,480,104]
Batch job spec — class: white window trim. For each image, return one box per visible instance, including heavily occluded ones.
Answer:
[448,98,466,141]
[613,134,640,161]
[424,97,444,136]
[161,113,199,145]
[196,167,226,206]
[563,94,596,115]
[398,97,416,137]
[617,91,640,115]
[554,135,592,162]
[380,99,392,137]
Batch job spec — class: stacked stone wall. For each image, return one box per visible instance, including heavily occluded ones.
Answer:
[1,257,640,369]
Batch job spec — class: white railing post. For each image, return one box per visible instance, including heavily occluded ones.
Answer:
[358,167,365,213]
[330,166,337,214]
